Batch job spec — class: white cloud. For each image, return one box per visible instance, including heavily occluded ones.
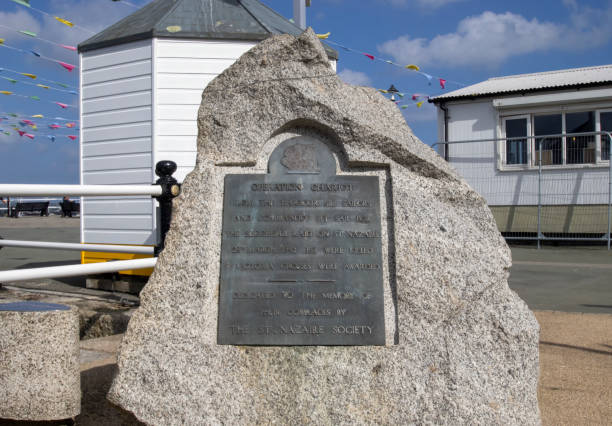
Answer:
[378,3,612,68]
[338,69,372,86]
[0,0,138,56]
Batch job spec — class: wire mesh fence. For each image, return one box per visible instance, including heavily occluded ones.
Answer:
[434,131,612,249]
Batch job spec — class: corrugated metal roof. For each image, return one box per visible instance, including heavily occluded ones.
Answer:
[78,0,338,59]
[430,64,612,103]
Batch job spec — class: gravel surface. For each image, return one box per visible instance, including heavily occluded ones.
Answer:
[536,311,612,426]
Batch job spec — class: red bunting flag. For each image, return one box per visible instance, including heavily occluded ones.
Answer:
[24,133,34,139]
[412,94,419,101]
[17,130,26,136]
[60,45,77,51]
[364,53,375,60]
[67,135,77,140]
[439,78,446,89]
[55,102,68,108]
[58,62,75,72]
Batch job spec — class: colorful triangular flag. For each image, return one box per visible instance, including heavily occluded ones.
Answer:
[58,62,75,72]
[55,17,74,27]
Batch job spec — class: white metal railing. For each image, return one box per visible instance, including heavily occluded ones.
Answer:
[0,239,154,254]
[0,258,158,282]
[0,160,179,284]
[0,184,162,197]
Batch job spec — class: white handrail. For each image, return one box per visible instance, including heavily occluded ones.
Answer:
[0,239,154,254]
[0,184,162,197]
[0,258,157,282]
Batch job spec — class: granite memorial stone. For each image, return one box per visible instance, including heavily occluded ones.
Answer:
[108,28,541,425]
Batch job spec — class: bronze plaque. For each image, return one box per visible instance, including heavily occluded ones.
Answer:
[217,136,385,345]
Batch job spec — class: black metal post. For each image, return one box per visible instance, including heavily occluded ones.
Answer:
[153,161,180,256]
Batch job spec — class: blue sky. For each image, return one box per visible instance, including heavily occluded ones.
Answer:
[1,0,611,184]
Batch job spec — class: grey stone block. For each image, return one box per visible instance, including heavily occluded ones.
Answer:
[0,302,81,421]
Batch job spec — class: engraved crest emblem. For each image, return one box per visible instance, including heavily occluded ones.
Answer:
[280,144,318,171]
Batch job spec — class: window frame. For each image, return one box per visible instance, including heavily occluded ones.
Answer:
[501,114,531,168]
[597,109,612,164]
[499,107,611,171]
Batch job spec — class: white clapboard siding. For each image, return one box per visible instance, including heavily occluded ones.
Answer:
[80,39,156,245]
[82,138,152,157]
[83,153,152,171]
[445,99,611,206]
[82,76,151,99]
[83,198,152,215]
[82,92,151,115]
[152,38,257,182]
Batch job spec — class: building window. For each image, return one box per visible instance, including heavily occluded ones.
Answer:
[504,117,528,165]
[533,114,562,165]
[601,111,612,161]
[502,109,610,168]
[565,111,595,164]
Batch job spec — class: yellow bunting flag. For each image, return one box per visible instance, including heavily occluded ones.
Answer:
[378,89,388,94]
[32,114,43,118]
[416,101,424,108]
[21,73,36,79]
[316,32,330,39]
[36,84,50,89]
[0,39,4,44]
[0,91,12,95]
[55,17,74,27]
[406,64,420,71]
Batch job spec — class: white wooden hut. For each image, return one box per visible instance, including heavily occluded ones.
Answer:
[77,0,338,277]
[430,65,612,237]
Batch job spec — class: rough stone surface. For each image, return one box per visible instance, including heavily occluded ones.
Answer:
[108,29,540,425]
[0,303,81,420]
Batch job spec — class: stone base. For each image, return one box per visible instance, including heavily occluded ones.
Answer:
[0,302,81,421]
[86,274,147,294]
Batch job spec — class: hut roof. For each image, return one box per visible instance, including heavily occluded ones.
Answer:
[78,0,337,59]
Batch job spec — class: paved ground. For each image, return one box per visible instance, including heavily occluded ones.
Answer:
[2,216,610,314]
[510,246,612,314]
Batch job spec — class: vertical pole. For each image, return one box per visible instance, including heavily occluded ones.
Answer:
[608,132,612,250]
[153,161,180,256]
[293,0,306,29]
[6,196,9,217]
[537,138,542,250]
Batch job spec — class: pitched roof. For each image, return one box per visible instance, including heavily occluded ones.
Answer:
[430,64,612,103]
[78,0,337,59]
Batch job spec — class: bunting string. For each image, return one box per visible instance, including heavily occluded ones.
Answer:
[8,0,96,35]
[0,128,78,141]
[323,38,465,89]
[0,67,77,89]
[0,111,77,123]
[0,24,77,52]
[0,42,77,71]
[0,88,77,108]
[0,75,78,95]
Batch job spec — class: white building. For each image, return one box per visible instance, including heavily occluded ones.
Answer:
[430,65,612,236]
[77,0,337,276]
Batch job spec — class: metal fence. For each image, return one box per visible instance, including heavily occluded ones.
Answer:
[434,131,612,249]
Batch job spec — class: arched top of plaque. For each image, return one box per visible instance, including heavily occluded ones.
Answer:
[268,136,336,177]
